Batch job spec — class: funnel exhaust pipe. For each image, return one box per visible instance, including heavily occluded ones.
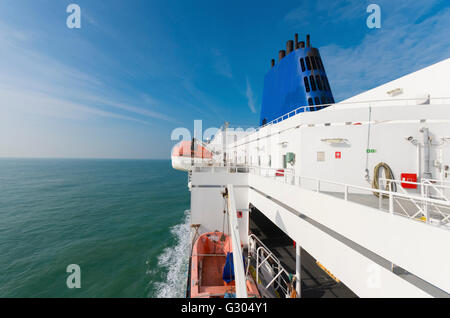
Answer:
[278,50,286,61]
[286,40,294,55]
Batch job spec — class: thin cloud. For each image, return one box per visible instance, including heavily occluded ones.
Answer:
[0,86,150,125]
[211,48,233,79]
[284,0,363,26]
[74,94,179,124]
[181,79,226,121]
[321,4,450,101]
[245,78,257,114]
[0,22,175,125]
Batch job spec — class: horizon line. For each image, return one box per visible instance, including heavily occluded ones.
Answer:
[0,156,171,160]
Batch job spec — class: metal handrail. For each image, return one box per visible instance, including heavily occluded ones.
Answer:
[297,174,450,207]
[258,96,450,130]
[192,164,450,226]
[297,175,450,226]
[421,179,450,202]
[378,177,450,193]
[249,234,292,297]
[226,184,248,298]
[192,164,450,206]
[216,97,450,149]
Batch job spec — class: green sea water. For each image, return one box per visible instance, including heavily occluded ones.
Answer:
[0,159,190,298]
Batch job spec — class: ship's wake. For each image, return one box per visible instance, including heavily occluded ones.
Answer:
[154,210,190,298]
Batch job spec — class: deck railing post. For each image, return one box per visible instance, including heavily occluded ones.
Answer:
[256,248,260,286]
[424,186,430,223]
[296,243,301,298]
[389,183,394,215]
[226,184,248,298]
[379,187,383,210]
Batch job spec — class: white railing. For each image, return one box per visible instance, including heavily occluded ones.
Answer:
[421,179,450,202]
[193,165,250,174]
[291,172,450,228]
[219,97,450,150]
[249,234,294,298]
[226,184,248,298]
[378,177,450,201]
[191,164,450,228]
[258,96,450,131]
[377,178,450,224]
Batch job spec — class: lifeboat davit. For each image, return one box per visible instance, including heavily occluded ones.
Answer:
[188,231,260,298]
[171,139,213,171]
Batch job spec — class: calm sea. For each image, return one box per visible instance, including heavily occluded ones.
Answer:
[0,159,190,297]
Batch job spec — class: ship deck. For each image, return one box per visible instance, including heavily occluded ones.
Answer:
[324,191,449,225]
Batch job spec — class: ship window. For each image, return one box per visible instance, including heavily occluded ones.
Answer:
[321,75,329,91]
[321,96,327,105]
[325,77,331,92]
[305,56,311,70]
[308,98,315,111]
[311,56,318,70]
[313,56,319,70]
[316,75,323,90]
[314,97,320,105]
[303,76,310,92]
[300,58,306,72]
[317,56,324,70]
[309,75,317,91]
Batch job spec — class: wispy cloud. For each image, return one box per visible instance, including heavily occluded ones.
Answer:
[0,86,150,125]
[0,22,176,125]
[211,48,233,78]
[320,3,450,100]
[245,78,257,114]
[284,0,363,26]
[74,94,179,124]
[181,79,226,121]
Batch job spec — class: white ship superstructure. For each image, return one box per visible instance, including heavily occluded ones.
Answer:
[174,35,450,298]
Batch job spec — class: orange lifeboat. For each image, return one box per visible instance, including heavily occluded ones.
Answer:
[188,231,260,298]
[171,139,213,171]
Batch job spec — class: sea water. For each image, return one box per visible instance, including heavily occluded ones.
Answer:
[0,159,190,297]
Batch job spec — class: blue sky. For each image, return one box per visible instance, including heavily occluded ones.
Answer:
[0,0,449,159]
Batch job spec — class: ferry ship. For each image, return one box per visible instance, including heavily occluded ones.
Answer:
[172,34,450,298]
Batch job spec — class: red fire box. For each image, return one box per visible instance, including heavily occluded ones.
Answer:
[335,152,341,159]
[401,173,417,189]
[237,211,243,218]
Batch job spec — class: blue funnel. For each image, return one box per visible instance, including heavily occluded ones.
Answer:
[260,35,335,126]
